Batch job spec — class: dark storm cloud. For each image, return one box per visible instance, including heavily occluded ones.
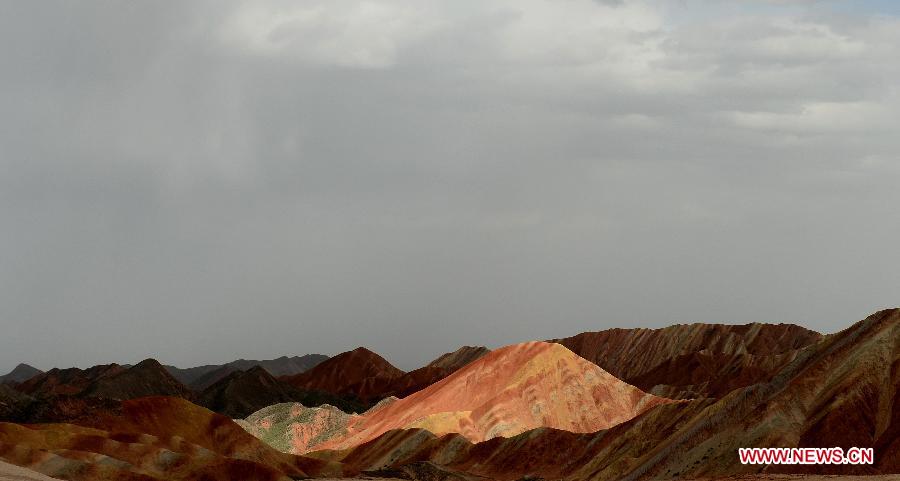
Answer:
[1,0,898,372]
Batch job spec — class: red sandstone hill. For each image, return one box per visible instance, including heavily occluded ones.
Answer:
[282,347,404,402]
[0,396,343,481]
[283,326,815,407]
[310,309,900,480]
[249,341,672,454]
[347,342,671,446]
[379,346,491,399]
[551,322,822,398]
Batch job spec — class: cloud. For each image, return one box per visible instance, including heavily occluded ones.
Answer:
[0,1,898,372]
[220,0,445,68]
[728,101,892,134]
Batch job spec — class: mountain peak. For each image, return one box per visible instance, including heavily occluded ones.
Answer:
[84,359,190,400]
[282,347,403,403]
[264,341,673,454]
[132,358,165,370]
[0,363,43,384]
[346,346,383,358]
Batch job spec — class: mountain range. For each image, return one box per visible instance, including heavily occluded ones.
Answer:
[0,354,328,391]
[243,341,671,454]
[0,354,338,423]
[164,354,329,389]
[0,309,896,481]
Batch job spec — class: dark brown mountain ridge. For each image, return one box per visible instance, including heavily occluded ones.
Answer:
[281,345,492,404]
[551,322,823,399]
[282,347,405,403]
[307,309,900,480]
[199,365,365,418]
[164,353,329,386]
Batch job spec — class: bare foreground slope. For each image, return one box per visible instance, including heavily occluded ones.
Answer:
[0,460,63,481]
[0,397,343,481]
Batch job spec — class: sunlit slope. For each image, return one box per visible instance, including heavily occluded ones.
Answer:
[243,341,672,453]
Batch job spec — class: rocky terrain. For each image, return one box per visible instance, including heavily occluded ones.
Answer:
[16,364,127,397]
[80,359,192,400]
[551,322,823,398]
[378,346,491,399]
[304,309,899,480]
[424,346,490,371]
[0,309,896,480]
[281,346,492,405]
[0,356,345,424]
[243,341,672,454]
[0,397,341,481]
[282,347,406,403]
[0,385,30,421]
[198,365,365,418]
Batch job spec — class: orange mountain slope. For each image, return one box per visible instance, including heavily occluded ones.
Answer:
[378,345,491,399]
[245,341,673,454]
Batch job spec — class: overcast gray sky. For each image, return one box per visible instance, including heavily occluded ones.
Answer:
[1,0,898,373]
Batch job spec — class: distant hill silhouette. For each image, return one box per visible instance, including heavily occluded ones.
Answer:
[164,354,328,386]
[0,364,42,384]
[17,363,126,397]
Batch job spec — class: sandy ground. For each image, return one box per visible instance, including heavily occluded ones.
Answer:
[0,461,61,481]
